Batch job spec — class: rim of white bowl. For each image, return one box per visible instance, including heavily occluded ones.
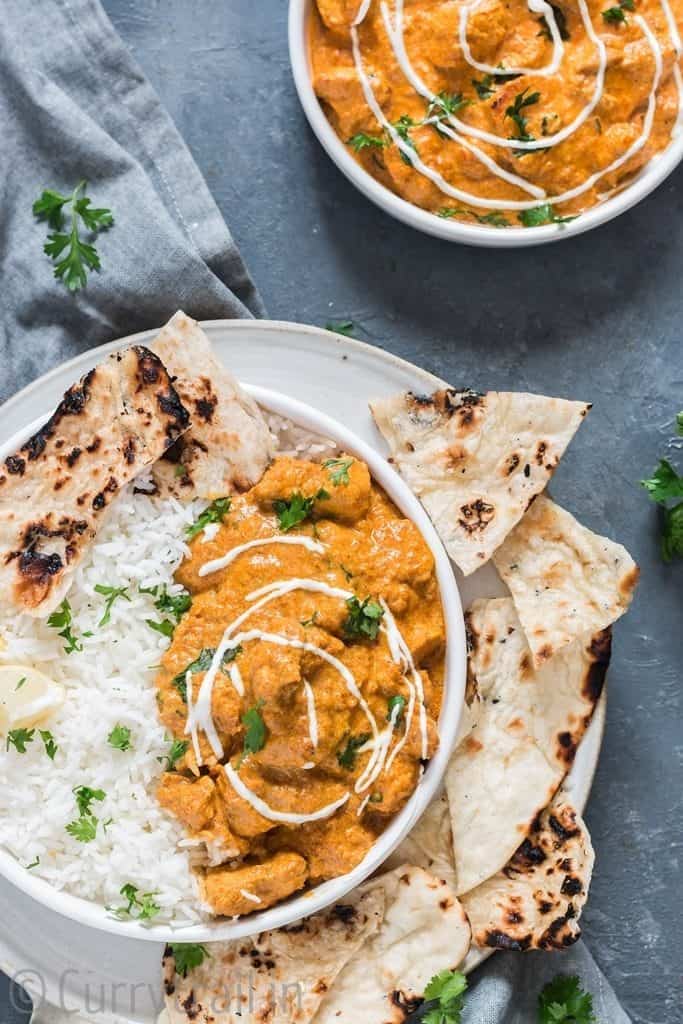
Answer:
[0,385,466,942]
[288,0,683,248]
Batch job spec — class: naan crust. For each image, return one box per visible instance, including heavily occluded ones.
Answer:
[370,389,589,575]
[315,865,471,1024]
[163,889,384,1024]
[0,347,189,616]
[493,494,639,667]
[383,792,457,891]
[446,597,609,895]
[461,800,594,952]
[151,311,275,498]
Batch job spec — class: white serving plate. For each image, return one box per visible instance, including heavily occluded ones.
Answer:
[0,320,605,1023]
[288,0,683,247]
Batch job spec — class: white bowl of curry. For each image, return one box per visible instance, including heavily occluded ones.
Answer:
[290,0,683,245]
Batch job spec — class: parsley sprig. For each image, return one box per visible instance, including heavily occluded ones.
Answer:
[641,411,683,560]
[170,943,211,977]
[186,497,231,541]
[47,599,83,654]
[538,975,596,1023]
[33,181,113,291]
[421,970,468,1024]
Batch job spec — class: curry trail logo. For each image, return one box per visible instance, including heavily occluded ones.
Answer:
[9,966,305,1018]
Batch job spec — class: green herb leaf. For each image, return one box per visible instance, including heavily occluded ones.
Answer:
[146,618,175,638]
[274,489,330,531]
[34,181,113,292]
[518,203,576,227]
[26,856,41,870]
[437,207,468,219]
[676,411,683,436]
[301,611,319,627]
[94,583,131,626]
[343,596,384,641]
[159,738,189,771]
[108,724,133,752]
[538,4,570,40]
[108,883,161,921]
[505,88,541,142]
[337,732,371,770]
[47,599,83,654]
[421,969,468,1024]
[538,975,596,1023]
[661,502,683,562]
[73,785,106,816]
[170,943,211,977]
[324,457,354,486]
[641,458,683,503]
[428,91,469,119]
[387,694,407,727]
[65,814,98,843]
[242,700,267,756]
[15,677,27,691]
[602,2,629,21]
[325,320,355,336]
[141,584,192,621]
[186,497,231,541]
[170,646,242,702]
[347,132,387,152]
[476,211,510,227]
[392,115,419,164]
[472,75,495,100]
[40,730,58,760]
[6,728,35,753]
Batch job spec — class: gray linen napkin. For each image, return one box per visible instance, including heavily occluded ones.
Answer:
[0,2,631,1022]
[0,0,263,407]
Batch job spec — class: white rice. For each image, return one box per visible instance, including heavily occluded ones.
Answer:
[0,478,208,926]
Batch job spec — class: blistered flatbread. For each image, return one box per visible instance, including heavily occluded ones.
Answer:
[316,865,471,1024]
[462,799,594,952]
[493,494,638,667]
[370,389,589,575]
[0,347,189,616]
[383,792,457,891]
[151,311,274,498]
[163,888,384,1024]
[446,598,609,895]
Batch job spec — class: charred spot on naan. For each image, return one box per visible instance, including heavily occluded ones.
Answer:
[583,628,611,703]
[458,498,495,534]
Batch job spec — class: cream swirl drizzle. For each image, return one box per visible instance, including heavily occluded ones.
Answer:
[351,0,677,213]
[198,536,325,577]
[224,763,350,824]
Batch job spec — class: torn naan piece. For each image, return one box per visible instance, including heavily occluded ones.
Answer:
[316,865,471,1024]
[163,888,384,1024]
[383,792,457,891]
[370,389,589,575]
[493,494,639,667]
[0,347,189,616]
[462,800,594,952]
[446,598,609,895]
[151,311,275,498]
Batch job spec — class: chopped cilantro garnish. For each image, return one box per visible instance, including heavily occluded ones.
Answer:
[186,497,231,541]
[108,724,133,752]
[40,729,58,760]
[242,700,267,757]
[538,975,596,1023]
[301,611,319,627]
[324,457,354,486]
[325,320,356,336]
[274,489,329,531]
[518,203,576,227]
[337,732,371,770]
[108,882,161,921]
[6,728,35,753]
[392,114,419,163]
[140,583,192,621]
[387,694,407,727]
[602,0,633,22]
[347,132,387,152]
[159,738,189,771]
[343,596,384,641]
[421,969,468,1024]
[170,943,211,977]
[15,676,27,691]
[94,584,131,626]
[538,4,570,40]
[65,815,98,843]
[73,785,106,816]
[146,618,175,638]
[26,856,40,870]
[641,459,683,502]
[47,599,83,654]
[505,88,540,143]
[170,646,242,702]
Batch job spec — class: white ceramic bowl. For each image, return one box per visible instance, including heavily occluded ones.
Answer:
[0,383,466,942]
[289,0,683,247]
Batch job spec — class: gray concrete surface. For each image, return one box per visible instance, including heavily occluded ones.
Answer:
[12,0,683,1020]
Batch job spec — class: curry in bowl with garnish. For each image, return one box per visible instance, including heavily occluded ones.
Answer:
[155,455,444,917]
[309,0,683,228]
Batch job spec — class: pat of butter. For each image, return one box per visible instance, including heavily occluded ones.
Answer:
[0,665,65,733]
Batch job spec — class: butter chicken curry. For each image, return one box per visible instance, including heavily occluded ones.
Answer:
[310,0,683,227]
[155,455,444,917]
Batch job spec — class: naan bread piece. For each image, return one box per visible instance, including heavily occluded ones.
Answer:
[0,347,189,617]
[316,865,471,1024]
[446,598,609,895]
[493,494,639,667]
[370,389,589,575]
[383,792,457,891]
[162,889,384,1024]
[150,311,275,498]
[462,800,594,952]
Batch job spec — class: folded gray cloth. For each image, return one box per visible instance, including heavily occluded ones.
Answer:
[0,0,263,407]
[0,2,631,1022]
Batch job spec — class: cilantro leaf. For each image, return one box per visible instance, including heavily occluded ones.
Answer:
[34,181,113,292]
[6,728,35,753]
[519,203,576,227]
[472,74,495,100]
[343,596,384,641]
[47,599,83,653]
[274,489,329,531]
[505,88,541,142]
[170,943,211,977]
[347,133,387,152]
[141,584,192,621]
[108,724,133,752]
[170,646,242,702]
[73,785,106,816]
[602,1,631,22]
[242,700,267,756]
[95,583,131,626]
[146,618,175,638]
[387,694,407,726]
[538,975,596,1024]
[40,729,58,760]
[186,497,231,541]
[421,969,468,1024]
[337,732,371,770]
[325,320,355,336]
[392,114,419,163]
[538,4,570,40]
[641,458,683,503]
[324,457,354,486]
[159,738,189,771]
[661,502,683,562]
[108,883,161,921]
[65,814,98,843]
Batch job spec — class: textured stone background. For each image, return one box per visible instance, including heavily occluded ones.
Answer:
[5,1,682,1020]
